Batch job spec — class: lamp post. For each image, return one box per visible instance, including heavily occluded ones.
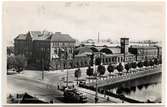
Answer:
[41,48,44,80]
[66,63,69,87]
[95,51,103,103]
[65,51,69,88]
[94,52,101,103]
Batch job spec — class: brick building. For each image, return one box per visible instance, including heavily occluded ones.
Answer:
[14,31,76,69]
[129,45,161,61]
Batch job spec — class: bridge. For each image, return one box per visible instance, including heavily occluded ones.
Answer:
[86,65,161,89]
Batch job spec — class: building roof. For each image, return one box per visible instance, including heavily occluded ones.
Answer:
[75,52,92,57]
[15,34,27,40]
[15,31,76,42]
[51,32,76,42]
[29,31,52,40]
[129,45,158,49]
[104,53,124,57]
[76,47,93,55]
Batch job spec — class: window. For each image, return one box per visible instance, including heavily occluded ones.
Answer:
[59,42,62,46]
[54,49,57,54]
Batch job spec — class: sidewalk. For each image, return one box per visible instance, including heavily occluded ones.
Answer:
[77,87,126,103]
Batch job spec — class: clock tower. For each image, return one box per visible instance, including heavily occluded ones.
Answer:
[120,38,129,54]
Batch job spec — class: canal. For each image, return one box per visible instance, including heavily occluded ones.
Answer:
[108,82,161,103]
[125,82,161,102]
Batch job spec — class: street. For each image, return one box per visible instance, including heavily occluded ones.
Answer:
[7,66,123,103]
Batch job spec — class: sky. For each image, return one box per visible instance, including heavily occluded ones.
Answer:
[3,1,165,46]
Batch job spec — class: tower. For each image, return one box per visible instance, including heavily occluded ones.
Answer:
[120,38,129,54]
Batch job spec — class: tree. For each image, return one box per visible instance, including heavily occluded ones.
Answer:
[74,68,81,85]
[90,53,94,66]
[95,57,101,65]
[107,64,115,76]
[154,58,159,65]
[144,60,149,67]
[87,66,93,77]
[125,63,131,72]
[116,63,124,73]
[86,66,94,82]
[7,46,14,55]
[131,62,137,69]
[137,61,144,68]
[15,55,27,73]
[97,65,106,76]
[149,60,154,67]
[7,54,16,71]
[159,58,162,64]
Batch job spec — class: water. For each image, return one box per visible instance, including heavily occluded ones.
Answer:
[110,82,161,103]
[125,83,161,102]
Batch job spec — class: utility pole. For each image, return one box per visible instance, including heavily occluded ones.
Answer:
[42,48,44,80]
[66,61,69,87]
[94,52,98,103]
[65,51,69,88]
[98,32,100,43]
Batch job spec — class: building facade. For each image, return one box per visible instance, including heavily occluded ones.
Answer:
[129,45,161,61]
[14,31,76,69]
[14,32,162,70]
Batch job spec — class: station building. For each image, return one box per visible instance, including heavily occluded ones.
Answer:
[14,31,162,70]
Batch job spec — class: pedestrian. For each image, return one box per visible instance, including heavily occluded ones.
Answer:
[104,90,106,97]
[57,85,59,90]
[50,99,54,103]
[95,97,98,103]
[107,96,110,101]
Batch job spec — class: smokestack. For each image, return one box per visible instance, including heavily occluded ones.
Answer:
[98,32,100,43]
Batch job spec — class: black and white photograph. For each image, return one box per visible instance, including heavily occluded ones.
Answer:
[2,1,165,104]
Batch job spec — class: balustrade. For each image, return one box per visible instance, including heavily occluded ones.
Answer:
[86,65,161,87]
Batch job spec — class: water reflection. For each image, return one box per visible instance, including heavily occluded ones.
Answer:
[113,83,161,103]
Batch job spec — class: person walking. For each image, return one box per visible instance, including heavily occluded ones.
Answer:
[104,90,106,97]
[107,96,110,101]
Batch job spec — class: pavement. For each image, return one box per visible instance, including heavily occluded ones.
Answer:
[77,87,124,103]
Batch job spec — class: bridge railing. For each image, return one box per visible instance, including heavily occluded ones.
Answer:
[86,65,161,87]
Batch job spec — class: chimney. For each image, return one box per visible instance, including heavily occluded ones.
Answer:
[98,32,100,43]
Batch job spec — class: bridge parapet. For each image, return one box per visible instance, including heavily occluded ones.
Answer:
[86,65,162,88]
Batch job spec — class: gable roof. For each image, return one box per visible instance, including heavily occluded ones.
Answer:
[51,32,76,42]
[15,34,27,40]
[29,31,52,40]
[15,31,76,42]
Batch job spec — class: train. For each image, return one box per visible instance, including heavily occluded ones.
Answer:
[63,87,87,103]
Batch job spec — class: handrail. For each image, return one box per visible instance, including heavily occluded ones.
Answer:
[86,65,161,88]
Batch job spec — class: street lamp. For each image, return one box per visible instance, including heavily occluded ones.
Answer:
[93,52,100,103]
[41,48,44,80]
[94,51,103,103]
[65,51,70,88]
